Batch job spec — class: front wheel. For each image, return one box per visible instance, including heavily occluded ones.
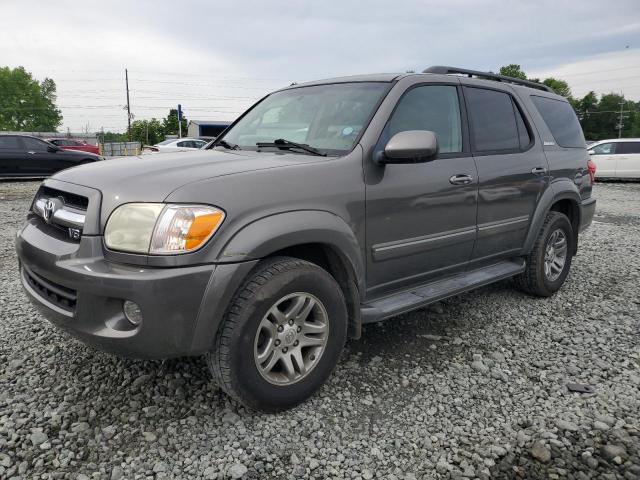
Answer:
[515,211,574,297]
[207,257,348,412]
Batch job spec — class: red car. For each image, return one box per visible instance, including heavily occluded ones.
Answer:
[46,138,100,155]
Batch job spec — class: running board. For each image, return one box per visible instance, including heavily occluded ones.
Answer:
[360,259,525,323]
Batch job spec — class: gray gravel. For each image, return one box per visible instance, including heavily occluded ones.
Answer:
[1,180,639,480]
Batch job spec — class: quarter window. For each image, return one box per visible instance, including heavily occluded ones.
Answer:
[617,142,640,154]
[531,95,584,148]
[465,87,521,152]
[383,85,463,153]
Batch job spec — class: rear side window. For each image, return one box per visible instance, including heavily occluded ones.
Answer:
[465,87,526,152]
[0,136,21,150]
[531,96,584,148]
[617,142,640,154]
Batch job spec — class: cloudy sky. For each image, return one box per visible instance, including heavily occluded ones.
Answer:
[2,0,639,132]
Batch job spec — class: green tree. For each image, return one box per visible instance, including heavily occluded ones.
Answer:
[499,64,527,80]
[542,77,571,98]
[0,66,62,131]
[128,118,165,145]
[162,109,188,137]
[99,131,128,143]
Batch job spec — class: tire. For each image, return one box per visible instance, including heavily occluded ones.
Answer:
[207,256,348,412]
[515,211,574,297]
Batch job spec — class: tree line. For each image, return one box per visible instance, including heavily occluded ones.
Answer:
[102,111,188,145]
[2,65,638,142]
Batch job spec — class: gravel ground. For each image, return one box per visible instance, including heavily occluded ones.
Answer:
[1,180,639,480]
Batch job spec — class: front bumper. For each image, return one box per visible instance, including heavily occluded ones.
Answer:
[16,217,256,359]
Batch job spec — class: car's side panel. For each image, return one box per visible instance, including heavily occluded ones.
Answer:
[355,75,480,297]
[619,153,640,178]
[592,152,617,177]
[216,210,366,294]
[459,80,551,264]
[0,136,28,176]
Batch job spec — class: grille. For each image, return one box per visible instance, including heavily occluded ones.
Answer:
[41,186,88,210]
[22,266,77,313]
[32,187,88,240]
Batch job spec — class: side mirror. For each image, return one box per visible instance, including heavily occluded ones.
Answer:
[587,149,595,155]
[47,145,59,153]
[376,130,438,164]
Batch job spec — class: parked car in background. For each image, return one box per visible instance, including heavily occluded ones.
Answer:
[46,138,100,156]
[145,138,208,153]
[588,138,640,179]
[0,134,102,178]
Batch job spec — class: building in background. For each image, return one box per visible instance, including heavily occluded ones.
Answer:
[187,120,232,139]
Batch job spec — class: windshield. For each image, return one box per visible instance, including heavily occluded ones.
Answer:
[218,82,390,154]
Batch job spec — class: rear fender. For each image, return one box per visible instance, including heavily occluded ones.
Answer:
[522,178,581,255]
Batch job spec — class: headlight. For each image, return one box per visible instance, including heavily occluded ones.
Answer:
[104,203,225,254]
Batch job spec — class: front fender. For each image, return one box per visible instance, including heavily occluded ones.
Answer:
[217,210,366,292]
[521,178,581,255]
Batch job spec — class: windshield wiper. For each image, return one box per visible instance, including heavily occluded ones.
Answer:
[216,139,241,150]
[256,139,326,156]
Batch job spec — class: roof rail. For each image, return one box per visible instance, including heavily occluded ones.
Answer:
[422,66,554,93]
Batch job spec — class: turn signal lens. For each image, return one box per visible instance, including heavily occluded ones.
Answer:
[150,205,225,254]
[185,211,224,250]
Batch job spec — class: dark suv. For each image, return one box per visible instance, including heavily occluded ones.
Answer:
[15,66,596,411]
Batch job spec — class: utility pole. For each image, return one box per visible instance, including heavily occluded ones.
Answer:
[125,68,131,140]
[618,100,625,138]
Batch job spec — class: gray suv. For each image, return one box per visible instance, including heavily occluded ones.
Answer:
[16,66,596,411]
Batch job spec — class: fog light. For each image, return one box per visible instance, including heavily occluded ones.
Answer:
[123,300,143,326]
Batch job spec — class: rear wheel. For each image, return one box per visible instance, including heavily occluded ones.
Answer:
[207,257,347,412]
[515,211,573,297]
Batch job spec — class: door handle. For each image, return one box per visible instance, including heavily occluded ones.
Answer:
[531,167,547,175]
[449,174,474,185]
[27,151,36,155]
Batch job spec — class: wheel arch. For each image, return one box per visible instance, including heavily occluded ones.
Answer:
[215,210,365,339]
[523,180,582,256]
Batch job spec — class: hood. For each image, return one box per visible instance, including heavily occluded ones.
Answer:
[52,149,318,202]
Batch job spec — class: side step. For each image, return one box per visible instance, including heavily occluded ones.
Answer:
[360,259,525,323]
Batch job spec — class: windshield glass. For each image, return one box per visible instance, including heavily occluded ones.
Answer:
[219,82,390,154]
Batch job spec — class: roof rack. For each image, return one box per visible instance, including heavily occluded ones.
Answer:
[422,66,554,92]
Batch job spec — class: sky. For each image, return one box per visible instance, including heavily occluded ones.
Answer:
[1,0,639,133]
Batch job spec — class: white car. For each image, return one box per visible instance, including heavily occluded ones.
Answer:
[146,138,207,153]
[588,138,640,179]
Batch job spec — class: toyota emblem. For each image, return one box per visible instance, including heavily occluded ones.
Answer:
[43,200,55,222]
